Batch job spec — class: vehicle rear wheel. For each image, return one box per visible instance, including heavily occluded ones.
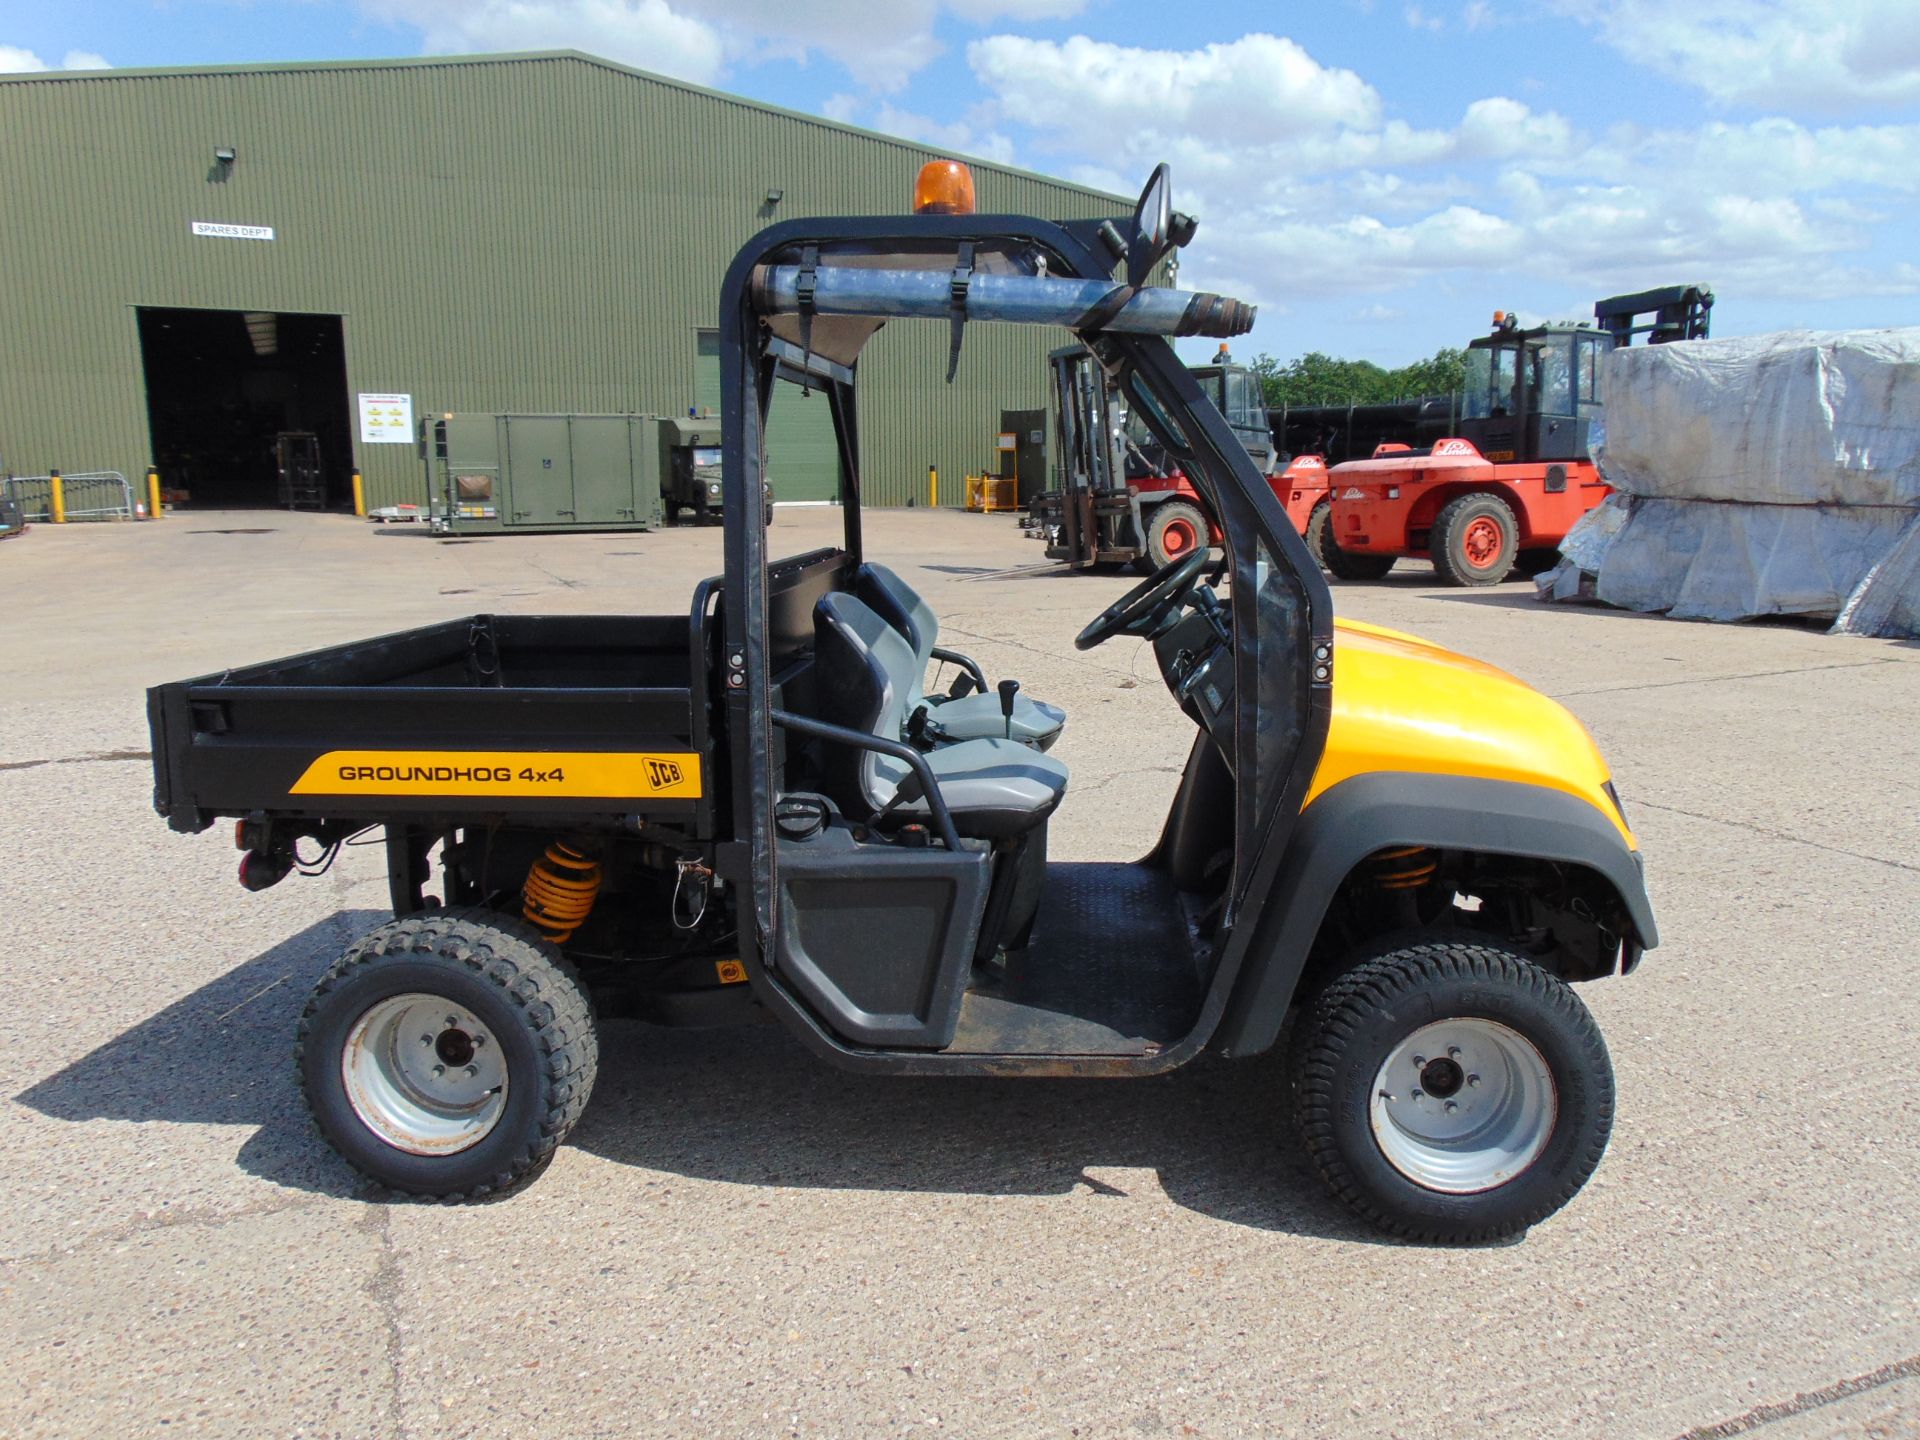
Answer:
[298,908,598,1199]
[1290,938,1613,1243]
[1144,499,1209,571]
[1432,493,1519,585]
[1307,501,1395,580]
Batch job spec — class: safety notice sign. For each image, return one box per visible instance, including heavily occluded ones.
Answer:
[358,393,414,445]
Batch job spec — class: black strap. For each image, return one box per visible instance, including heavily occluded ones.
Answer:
[796,244,819,360]
[946,242,974,383]
[1074,281,1136,334]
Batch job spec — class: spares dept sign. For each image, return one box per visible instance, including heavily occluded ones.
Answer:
[289,750,702,800]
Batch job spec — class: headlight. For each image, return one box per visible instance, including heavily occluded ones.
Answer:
[707,482,722,495]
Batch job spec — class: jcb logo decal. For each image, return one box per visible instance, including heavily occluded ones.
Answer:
[646,758,684,790]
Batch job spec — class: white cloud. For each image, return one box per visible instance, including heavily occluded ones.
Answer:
[1404,6,1445,32]
[819,91,860,124]
[0,45,111,72]
[957,27,1920,319]
[360,0,1086,91]
[364,0,728,84]
[1563,0,1920,110]
[968,33,1382,155]
[867,100,1016,165]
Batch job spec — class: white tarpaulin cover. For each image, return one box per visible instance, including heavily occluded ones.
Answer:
[1540,327,1920,635]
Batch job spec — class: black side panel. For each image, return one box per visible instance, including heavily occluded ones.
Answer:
[1212,772,1658,1059]
[774,822,991,1049]
[767,548,852,672]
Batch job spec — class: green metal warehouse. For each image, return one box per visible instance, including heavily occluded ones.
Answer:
[0,50,1124,514]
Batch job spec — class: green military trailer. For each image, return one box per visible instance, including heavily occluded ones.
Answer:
[421,411,741,535]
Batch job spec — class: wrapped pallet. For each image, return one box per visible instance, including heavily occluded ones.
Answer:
[1539,328,1920,635]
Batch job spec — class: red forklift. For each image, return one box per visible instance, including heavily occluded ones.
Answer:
[1028,344,1328,571]
[1313,285,1712,585]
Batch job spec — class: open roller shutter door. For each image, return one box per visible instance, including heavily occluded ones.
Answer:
[694,331,840,504]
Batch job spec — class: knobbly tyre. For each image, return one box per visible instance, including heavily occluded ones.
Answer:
[147,161,1658,1242]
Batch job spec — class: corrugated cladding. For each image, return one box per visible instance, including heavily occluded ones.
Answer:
[0,51,1123,509]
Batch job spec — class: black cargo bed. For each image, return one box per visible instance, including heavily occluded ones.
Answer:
[148,612,715,835]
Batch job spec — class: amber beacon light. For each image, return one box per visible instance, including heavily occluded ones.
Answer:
[913,159,976,215]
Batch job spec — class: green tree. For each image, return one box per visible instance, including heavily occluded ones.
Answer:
[1246,346,1467,408]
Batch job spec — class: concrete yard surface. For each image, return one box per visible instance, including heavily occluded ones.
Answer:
[3,507,1918,1439]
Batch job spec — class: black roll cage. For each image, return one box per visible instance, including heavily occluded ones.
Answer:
[714,209,1335,1074]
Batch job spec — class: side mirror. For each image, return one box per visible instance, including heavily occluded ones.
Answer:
[1126,163,1173,289]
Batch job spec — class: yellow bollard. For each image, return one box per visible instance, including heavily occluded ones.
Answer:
[928,464,938,508]
[49,469,65,524]
[351,469,366,518]
[146,468,162,520]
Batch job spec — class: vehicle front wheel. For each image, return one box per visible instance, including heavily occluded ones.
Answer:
[1431,493,1519,585]
[1290,939,1613,1243]
[1144,499,1209,570]
[1307,501,1396,580]
[297,908,598,1199]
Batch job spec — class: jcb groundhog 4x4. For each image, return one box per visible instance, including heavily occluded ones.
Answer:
[147,163,1657,1241]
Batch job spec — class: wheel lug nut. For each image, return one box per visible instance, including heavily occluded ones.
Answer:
[466,1065,479,1077]
[1411,1088,1424,1100]
[471,1036,485,1048]
[445,1016,459,1028]
[1412,1055,1426,1067]
[1445,1101,1458,1114]
[420,1034,433,1046]
[1448,1046,1461,1059]
[1467,1074,1481,1087]
[431,1064,445,1077]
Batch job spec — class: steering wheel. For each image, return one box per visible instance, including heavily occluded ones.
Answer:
[1074,549,1209,651]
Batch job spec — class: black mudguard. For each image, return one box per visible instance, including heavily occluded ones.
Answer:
[1211,771,1657,1059]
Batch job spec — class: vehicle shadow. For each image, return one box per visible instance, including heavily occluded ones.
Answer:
[15,911,385,1201]
[16,913,1421,1246]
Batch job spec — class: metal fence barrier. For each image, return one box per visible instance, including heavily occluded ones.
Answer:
[0,472,135,522]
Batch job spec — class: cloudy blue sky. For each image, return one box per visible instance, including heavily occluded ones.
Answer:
[8,1,1919,365]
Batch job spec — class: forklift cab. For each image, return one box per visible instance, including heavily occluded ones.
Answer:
[716,165,1332,1072]
[1186,359,1277,474]
[1457,323,1609,465]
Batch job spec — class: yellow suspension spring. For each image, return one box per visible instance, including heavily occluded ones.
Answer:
[522,841,602,944]
[1372,845,1439,890]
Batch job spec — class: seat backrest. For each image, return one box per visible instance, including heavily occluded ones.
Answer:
[813,591,923,812]
[855,564,938,679]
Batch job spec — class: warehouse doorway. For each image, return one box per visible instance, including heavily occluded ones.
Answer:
[136,307,355,509]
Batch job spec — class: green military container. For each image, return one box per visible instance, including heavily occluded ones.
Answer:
[424,412,668,535]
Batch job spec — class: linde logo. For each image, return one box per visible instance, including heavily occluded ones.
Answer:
[339,763,512,783]
[646,758,684,789]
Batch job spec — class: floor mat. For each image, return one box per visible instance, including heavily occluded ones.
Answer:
[947,861,1204,1055]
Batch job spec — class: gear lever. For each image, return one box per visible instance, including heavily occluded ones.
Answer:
[998,678,1020,740]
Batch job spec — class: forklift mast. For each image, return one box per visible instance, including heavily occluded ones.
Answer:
[1593,284,1714,348]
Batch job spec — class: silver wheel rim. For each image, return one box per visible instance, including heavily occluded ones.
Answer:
[1368,1017,1557,1194]
[341,993,509,1156]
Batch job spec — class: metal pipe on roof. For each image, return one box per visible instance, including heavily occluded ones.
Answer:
[751,265,1254,339]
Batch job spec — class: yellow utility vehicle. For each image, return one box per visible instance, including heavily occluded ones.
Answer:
[148,163,1655,1241]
